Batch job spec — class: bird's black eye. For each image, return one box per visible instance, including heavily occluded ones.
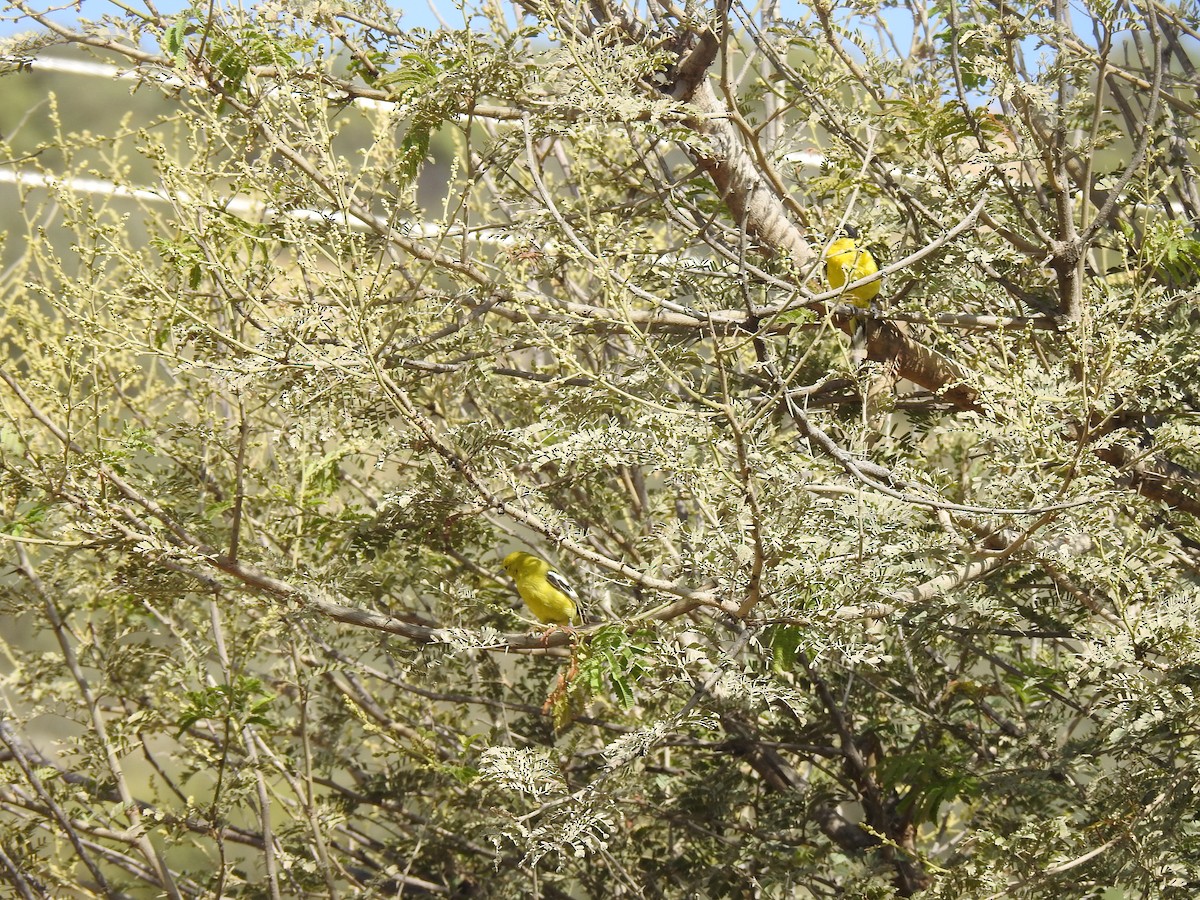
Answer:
[841,225,861,240]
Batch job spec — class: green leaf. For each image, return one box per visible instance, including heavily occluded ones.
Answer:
[175,676,274,737]
[162,12,196,68]
[397,125,431,186]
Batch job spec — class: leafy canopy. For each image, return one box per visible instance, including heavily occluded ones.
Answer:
[0,0,1199,896]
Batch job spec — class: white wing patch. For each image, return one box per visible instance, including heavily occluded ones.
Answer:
[545,568,578,599]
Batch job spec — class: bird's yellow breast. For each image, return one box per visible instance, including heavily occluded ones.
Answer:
[517,582,576,625]
[825,237,881,306]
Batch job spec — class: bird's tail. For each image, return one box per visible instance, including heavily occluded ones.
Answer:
[849,315,868,367]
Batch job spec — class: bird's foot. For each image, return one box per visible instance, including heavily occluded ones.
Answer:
[537,624,575,646]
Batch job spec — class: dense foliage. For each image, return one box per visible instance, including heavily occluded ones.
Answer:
[1,0,1199,896]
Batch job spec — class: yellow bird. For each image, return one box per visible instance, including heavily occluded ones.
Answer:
[824,227,882,307]
[501,551,581,626]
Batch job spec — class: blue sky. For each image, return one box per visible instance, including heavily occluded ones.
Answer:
[0,1,948,72]
[3,1,456,35]
[3,2,825,41]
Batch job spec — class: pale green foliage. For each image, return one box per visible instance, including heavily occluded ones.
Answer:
[0,0,1199,897]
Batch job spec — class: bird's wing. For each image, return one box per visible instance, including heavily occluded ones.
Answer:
[549,568,592,624]
[545,568,578,599]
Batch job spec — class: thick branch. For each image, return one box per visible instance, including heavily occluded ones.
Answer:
[680,78,815,266]
[1094,444,1200,519]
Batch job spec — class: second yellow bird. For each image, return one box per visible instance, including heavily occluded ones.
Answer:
[824,228,882,307]
[502,551,581,626]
